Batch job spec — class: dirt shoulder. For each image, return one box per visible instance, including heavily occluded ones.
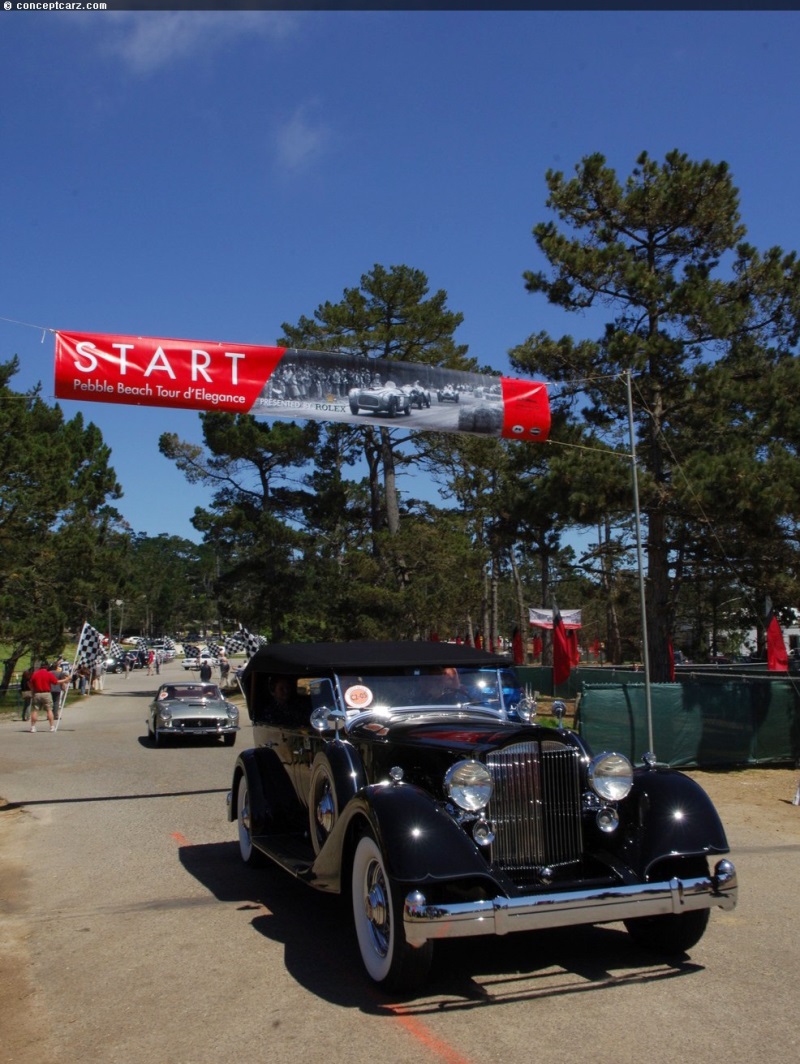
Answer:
[686,764,799,815]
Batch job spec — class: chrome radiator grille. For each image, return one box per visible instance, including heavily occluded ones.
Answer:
[486,740,583,877]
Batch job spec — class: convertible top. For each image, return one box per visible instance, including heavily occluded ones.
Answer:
[242,640,511,678]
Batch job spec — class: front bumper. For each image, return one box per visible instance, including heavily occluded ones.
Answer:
[162,723,238,736]
[404,859,737,946]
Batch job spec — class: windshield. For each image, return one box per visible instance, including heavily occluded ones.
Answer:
[160,684,222,700]
[331,666,520,717]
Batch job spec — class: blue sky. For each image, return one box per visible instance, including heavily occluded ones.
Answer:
[2,9,799,541]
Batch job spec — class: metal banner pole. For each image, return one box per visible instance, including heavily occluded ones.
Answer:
[625,369,654,756]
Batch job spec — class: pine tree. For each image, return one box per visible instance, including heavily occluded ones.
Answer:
[513,151,800,679]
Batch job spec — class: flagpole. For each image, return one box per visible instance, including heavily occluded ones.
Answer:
[57,619,87,732]
[626,369,655,756]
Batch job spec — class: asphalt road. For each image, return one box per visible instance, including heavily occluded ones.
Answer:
[1,660,799,1064]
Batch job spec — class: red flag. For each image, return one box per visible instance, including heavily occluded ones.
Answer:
[567,629,580,667]
[668,640,676,681]
[532,635,543,658]
[512,627,524,665]
[767,612,789,672]
[552,605,572,686]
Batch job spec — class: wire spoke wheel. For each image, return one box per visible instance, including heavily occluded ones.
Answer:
[351,831,432,991]
[236,774,265,867]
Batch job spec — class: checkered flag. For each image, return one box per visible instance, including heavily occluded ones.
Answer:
[224,632,246,655]
[183,644,201,659]
[248,633,266,658]
[207,641,225,658]
[225,628,266,659]
[162,637,176,651]
[107,639,124,660]
[76,622,105,666]
[136,638,149,657]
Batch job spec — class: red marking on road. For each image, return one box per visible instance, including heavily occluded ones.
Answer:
[171,832,190,846]
[388,1007,474,1064]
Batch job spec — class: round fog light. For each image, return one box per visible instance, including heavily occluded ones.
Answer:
[472,818,495,846]
[596,806,619,833]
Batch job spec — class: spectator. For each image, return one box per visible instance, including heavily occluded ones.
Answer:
[28,662,70,733]
[20,666,33,722]
[50,660,70,722]
[76,663,91,696]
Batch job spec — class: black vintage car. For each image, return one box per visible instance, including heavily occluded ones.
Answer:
[228,641,737,991]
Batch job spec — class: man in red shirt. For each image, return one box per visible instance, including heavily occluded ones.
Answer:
[28,663,70,733]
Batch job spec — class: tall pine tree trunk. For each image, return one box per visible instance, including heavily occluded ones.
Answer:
[599,519,622,664]
[646,381,673,681]
[510,548,529,663]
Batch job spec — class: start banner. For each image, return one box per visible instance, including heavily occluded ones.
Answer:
[54,330,550,442]
[529,608,582,630]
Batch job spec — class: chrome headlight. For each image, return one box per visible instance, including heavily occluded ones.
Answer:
[226,705,239,721]
[158,708,172,723]
[445,760,493,811]
[588,752,633,802]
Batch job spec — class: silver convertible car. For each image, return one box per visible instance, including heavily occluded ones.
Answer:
[147,682,239,746]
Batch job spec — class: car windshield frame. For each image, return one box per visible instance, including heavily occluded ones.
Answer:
[323,666,520,723]
[160,684,223,701]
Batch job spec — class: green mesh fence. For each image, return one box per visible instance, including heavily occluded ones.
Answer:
[575,676,800,767]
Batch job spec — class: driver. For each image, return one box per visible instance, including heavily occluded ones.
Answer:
[416,667,463,705]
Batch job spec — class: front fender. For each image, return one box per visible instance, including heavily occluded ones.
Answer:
[369,782,491,885]
[312,782,491,893]
[623,768,731,876]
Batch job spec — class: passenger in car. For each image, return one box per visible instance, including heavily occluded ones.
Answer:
[264,676,300,725]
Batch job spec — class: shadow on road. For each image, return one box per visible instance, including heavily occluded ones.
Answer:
[134,735,236,748]
[99,689,155,699]
[177,840,704,1011]
[4,787,228,809]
